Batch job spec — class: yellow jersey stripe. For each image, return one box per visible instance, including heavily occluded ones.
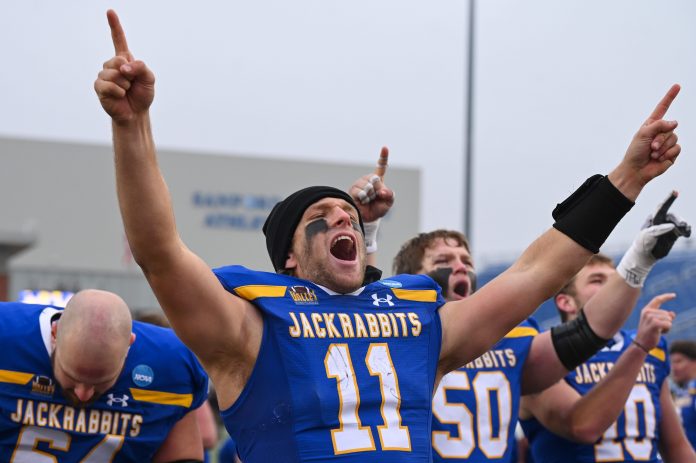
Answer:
[649,347,665,362]
[129,388,193,408]
[391,289,438,302]
[504,326,539,338]
[234,285,287,300]
[0,370,34,385]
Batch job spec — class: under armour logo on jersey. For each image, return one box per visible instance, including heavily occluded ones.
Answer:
[372,293,394,307]
[107,393,129,407]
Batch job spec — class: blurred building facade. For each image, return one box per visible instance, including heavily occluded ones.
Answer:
[0,137,420,312]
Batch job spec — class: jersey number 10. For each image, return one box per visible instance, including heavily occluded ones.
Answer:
[594,384,656,461]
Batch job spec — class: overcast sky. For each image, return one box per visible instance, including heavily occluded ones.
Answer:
[2,1,695,265]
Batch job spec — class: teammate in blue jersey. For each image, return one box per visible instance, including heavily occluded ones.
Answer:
[670,340,696,450]
[388,200,684,463]
[520,303,679,462]
[520,256,696,462]
[218,436,242,463]
[134,311,220,462]
[0,289,209,462]
[95,9,683,462]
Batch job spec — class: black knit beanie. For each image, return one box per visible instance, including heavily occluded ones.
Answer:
[262,186,365,271]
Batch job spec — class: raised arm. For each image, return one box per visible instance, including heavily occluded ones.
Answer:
[521,193,688,393]
[658,380,696,462]
[520,271,641,395]
[152,409,204,462]
[520,295,675,443]
[94,11,262,403]
[438,85,681,374]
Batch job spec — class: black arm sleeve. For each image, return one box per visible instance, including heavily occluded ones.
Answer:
[551,308,611,371]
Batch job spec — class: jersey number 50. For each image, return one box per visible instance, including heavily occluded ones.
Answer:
[432,370,512,459]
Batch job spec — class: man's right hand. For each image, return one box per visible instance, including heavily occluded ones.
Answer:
[634,293,676,351]
[646,191,692,258]
[94,10,155,123]
[616,191,690,288]
[349,146,394,223]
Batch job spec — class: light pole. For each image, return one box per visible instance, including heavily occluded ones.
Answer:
[463,0,476,241]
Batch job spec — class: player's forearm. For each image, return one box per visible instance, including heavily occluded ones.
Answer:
[582,273,640,339]
[440,236,590,372]
[486,174,634,346]
[520,384,579,441]
[566,344,647,443]
[509,228,593,303]
[113,114,180,270]
[662,446,696,463]
[658,384,696,463]
[366,253,377,267]
[660,433,696,463]
[607,165,646,201]
[520,333,571,394]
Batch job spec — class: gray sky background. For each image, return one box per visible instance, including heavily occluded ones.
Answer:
[2,1,695,266]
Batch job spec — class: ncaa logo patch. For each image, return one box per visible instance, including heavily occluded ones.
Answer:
[132,365,154,387]
[380,280,402,289]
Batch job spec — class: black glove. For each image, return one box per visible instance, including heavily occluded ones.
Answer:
[646,191,691,259]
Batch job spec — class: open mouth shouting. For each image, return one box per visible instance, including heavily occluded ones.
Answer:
[330,234,357,261]
[451,279,470,299]
[427,267,471,300]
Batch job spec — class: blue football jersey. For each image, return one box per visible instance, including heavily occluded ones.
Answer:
[214,266,446,462]
[0,302,208,462]
[521,330,669,463]
[675,379,696,450]
[218,436,239,462]
[431,318,538,462]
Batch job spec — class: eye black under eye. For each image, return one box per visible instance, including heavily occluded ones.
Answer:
[305,219,329,239]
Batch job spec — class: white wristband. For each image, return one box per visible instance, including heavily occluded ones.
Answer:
[363,219,381,254]
[616,256,652,288]
[616,223,674,287]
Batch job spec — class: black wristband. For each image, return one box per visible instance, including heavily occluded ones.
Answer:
[631,338,651,354]
[552,175,634,253]
[551,308,611,371]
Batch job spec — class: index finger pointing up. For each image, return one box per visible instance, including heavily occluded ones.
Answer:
[374,146,389,179]
[653,190,678,224]
[647,292,677,309]
[646,84,681,122]
[107,10,131,58]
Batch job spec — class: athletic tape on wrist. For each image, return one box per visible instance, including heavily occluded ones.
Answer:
[616,258,650,288]
[363,219,381,254]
